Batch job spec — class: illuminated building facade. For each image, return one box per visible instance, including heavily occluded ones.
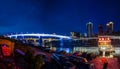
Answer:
[106,21,114,34]
[86,22,93,37]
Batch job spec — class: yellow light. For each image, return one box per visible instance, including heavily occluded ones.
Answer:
[106,23,110,26]
[99,38,101,41]
[107,37,110,40]
[102,38,104,40]
[109,21,113,24]
[98,40,110,42]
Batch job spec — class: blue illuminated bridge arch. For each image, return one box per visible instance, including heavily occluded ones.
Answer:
[7,33,71,39]
[6,33,72,52]
[7,33,71,46]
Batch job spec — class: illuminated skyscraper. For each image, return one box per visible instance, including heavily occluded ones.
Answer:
[98,24,104,35]
[86,22,93,37]
[106,21,114,34]
[109,21,114,32]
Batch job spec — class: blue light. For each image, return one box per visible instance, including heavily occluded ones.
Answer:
[60,38,63,47]
[8,33,71,39]
[65,48,70,53]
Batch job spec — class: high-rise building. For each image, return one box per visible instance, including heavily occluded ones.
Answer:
[86,22,93,37]
[106,21,114,34]
[98,24,104,35]
[109,21,114,32]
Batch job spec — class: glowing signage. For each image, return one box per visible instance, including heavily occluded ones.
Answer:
[2,45,10,56]
[98,36,111,47]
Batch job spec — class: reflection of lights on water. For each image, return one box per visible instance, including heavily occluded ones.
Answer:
[59,48,70,53]
[65,48,70,53]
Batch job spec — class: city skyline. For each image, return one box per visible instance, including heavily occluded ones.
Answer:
[4,22,116,36]
[0,0,120,35]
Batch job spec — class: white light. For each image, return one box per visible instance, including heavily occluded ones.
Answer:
[7,33,71,39]
[101,47,106,50]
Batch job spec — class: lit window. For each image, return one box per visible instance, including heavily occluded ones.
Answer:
[102,38,104,40]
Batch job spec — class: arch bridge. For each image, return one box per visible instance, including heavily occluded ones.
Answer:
[6,33,72,46]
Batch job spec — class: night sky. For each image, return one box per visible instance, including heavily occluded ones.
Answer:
[0,0,120,35]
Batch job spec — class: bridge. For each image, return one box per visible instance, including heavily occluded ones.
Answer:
[7,33,71,39]
[6,33,72,47]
